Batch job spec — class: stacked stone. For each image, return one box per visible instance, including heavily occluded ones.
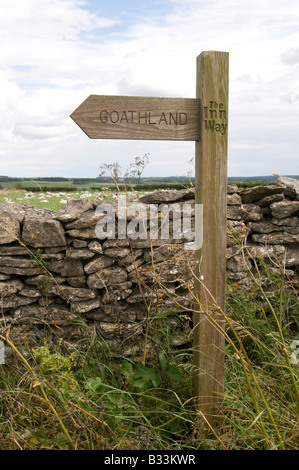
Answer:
[0,175,298,357]
[0,191,195,355]
[226,175,299,288]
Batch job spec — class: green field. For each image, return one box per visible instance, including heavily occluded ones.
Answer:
[0,178,195,211]
[1,175,298,211]
[0,190,102,211]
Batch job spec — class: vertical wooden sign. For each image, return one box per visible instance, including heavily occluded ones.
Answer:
[70,50,229,428]
[193,51,229,426]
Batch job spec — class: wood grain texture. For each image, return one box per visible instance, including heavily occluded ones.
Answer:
[193,51,229,426]
[70,95,200,141]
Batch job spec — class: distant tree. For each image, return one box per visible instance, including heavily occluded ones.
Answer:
[99,162,122,191]
[126,153,150,184]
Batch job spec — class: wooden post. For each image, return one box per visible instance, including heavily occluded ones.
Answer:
[70,51,229,426]
[193,51,229,427]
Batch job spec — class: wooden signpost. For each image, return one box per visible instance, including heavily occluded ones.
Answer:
[194,51,229,427]
[71,51,229,427]
[70,95,200,141]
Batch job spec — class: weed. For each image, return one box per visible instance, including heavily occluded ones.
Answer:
[0,238,299,449]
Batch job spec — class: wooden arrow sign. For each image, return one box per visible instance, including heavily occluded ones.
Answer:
[70,95,200,141]
[70,51,229,430]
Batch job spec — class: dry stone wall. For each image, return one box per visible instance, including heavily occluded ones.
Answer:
[0,175,299,358]
[226,175,299,288]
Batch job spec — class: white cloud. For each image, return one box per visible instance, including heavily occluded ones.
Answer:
[281,48,299,65]
[0,0,299,177]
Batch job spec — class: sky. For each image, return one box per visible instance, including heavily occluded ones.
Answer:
[0,0,299,178]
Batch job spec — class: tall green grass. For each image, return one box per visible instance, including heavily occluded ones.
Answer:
[222,258,299,450]
[0,249,298,450]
